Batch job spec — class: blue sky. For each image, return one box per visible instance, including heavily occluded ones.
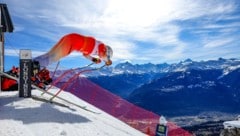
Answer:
[1,0,240,70]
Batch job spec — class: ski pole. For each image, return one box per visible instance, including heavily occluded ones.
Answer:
[50,62,94,88]
[41,68,75,95]
[41,63,94,96]
[49,64,106,101]
[51,61,60,80]
[42,62,94,95]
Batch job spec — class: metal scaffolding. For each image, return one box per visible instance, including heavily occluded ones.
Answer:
[0,3,14,91]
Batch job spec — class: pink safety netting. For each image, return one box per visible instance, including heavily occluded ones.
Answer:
[53,72,193,136]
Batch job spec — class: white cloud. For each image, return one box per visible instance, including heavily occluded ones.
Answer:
[3,0,240,65]
[203,38,235,48]
[5,48,45,58]
[4,49,19,57]
[105,39,137,61]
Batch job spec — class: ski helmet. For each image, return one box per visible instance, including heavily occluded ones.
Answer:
[105,45,113,60]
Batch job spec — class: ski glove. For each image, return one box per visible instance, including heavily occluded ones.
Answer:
[92,58,101,64]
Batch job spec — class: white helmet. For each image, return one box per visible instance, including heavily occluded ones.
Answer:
[106,45,113,60]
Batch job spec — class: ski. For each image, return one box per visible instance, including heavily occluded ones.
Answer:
[32,85,100,114]
[32,95,70,108]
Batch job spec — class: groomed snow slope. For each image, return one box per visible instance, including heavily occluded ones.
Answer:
[0,90,145,136]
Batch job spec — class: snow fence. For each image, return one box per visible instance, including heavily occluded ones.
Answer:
[53,71,192,136]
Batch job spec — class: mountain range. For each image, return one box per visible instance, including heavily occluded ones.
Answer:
[87,58,240,117]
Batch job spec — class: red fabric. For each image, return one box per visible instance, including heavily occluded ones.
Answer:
[1,78,17,91]
[48,33,107,61]
[37,68,51,81]
[34,33,110,67]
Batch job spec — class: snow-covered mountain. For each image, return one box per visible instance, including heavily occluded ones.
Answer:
[126,59,240,117]
[82,61,169,77]
[86,58,240,118]
[85,58,240,77]
[169,58,240,73]
[87,58,240,98]
[128,67,240,117]
[0,90,145,136]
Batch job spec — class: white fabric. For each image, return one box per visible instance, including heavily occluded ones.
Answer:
[89,41,101,56]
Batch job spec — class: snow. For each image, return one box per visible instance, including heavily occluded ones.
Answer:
[0,90,145,136]
[223,121,240,129]
[222,65,240,76]
[160,85,184,92]
[223,115,240,129]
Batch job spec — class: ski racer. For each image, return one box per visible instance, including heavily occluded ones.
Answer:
[34,33,113,67]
